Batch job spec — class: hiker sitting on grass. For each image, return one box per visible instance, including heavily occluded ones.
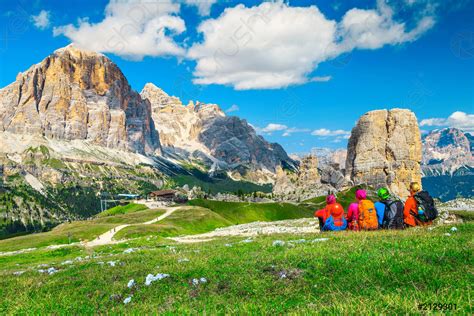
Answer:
[314,194,347,232]
[347,189,378,231]
[404,182,438,227]
[376,187,404,229]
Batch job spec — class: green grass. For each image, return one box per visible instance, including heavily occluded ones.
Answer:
[96,203,149,217]
[0,207,167,252]
[115,207,233,239]
[188,199,313,224]
[0,223,472,314]
[0,221,115,252]
[94,209,166,224]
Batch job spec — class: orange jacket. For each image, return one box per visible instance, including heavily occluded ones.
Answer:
[315,203,344,225]
[404,195,418,227]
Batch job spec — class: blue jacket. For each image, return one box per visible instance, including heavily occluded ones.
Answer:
[374,202,386,227]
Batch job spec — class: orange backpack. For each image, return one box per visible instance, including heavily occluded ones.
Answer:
[358,200,378,230]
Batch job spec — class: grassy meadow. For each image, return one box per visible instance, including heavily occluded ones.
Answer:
[0,198,472,313]
[0,222,472,314]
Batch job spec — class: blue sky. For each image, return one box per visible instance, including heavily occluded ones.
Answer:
[1,0,473,154]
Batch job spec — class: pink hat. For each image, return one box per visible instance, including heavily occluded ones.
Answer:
[326,194,336,204]
[356,189,367,200]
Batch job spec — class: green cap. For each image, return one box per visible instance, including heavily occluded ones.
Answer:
[377,187,390,200]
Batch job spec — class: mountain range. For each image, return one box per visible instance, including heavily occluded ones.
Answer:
[0,45,294,181]
[0,45,471,237]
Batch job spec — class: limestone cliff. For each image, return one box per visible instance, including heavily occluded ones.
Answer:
[273,155,329,201]
[0,45,160,154]
[141,83,296,179]
[345,109,422,199]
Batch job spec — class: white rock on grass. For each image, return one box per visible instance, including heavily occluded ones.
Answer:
[273,240,285,247]
[178,258,190,263]
[61,260,74,265]
[47,267,59,275]
[145,273,169,286]
[451,227,458,232]
[311,238,329,243]
[444,233,451,237]
[123,248,136,254]
[107,261,118,267]
[224,243,233,247]
[127,279,135,288]
[13,271,25,276]
[192,277,208,285]
[123,296,132,304]
[240,238,253,243]
[292,239,306,244]
[38,267,58,275]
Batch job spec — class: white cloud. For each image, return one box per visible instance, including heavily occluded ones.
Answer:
[282,127,311,136]
[255,124,311,136]
[311,128,350,137]
[183,0,217,16]
[54,0,185,60]
[225,104,239,113]
[31,10,50,30]
[188,0,435,90]
[259,123,288,133]
[420,111,474,132]
[310,76,332,82]
[337,0,435,52]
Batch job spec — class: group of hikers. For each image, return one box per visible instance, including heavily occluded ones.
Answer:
[315,182,439,231]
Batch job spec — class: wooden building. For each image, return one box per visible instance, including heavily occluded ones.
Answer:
[148,190,188,203]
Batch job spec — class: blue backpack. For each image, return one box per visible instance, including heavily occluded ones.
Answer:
[323,215,347,231]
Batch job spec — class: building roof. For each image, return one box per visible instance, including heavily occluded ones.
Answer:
[150,189,177,196]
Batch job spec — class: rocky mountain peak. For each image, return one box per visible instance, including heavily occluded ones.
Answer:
[53,43,105,59]
[141,83,182,110]
[141,84,295,179]
[345,108,422,199]
[0,45,160,154]
[422,127,473,176]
